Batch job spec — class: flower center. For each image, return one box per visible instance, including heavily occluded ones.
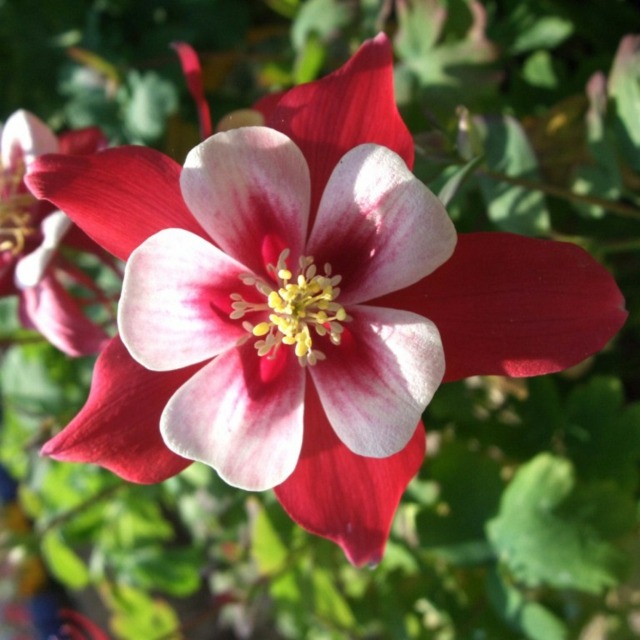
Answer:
[0,158,37,256]
[230,249,348,366]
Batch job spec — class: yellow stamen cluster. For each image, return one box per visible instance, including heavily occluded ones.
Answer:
[0,158,37,255]
[230,249,348,366]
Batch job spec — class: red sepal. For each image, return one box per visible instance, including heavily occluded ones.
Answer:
[275,380,425,567]
[26,146,206,262]
[171,42,213,140]
[267,33,413,223]
[41,336,201,483]
[375,233,628,380]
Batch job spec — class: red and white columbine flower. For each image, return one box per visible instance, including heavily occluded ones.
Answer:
[118,126,455,490]
[26,34,627,565]
[1,110,110,356]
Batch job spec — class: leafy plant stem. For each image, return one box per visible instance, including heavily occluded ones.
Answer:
[479,169,640,221]
[598,238,640,254]
[37,483,125,536]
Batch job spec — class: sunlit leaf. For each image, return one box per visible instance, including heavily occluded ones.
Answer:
[265,0,300,18]
[250,500,289,575]
[475,115,550,235]
[487,453,630,593]
[312,567,356,629]
[510,16,573,54]
[293,33,326,84]
[1,344,65,414]
[103,584,179,640]
[102,495,173,549]
[522,50,559,89]
[123,546,203,598]
[124,71,178,142]
[395,0,447,58]
[609,34,640,171]
[291,0,352,52]
[394,0,499,112]
[572,72,622,217]
[41,529,90,589]
[0,297,24,338]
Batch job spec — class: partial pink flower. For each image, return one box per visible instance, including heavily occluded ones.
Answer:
[1,110,57,291]
[1,110,111,356]
[25,34,627,565]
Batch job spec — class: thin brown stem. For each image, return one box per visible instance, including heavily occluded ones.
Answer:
[479,169,640,221]
[37,483,124,536]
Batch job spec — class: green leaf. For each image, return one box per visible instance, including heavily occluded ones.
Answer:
[101,494,173,550]
[291,0,352,52]
[487,568,568,640]
[0,297,24,338]
[510,16,573,54]
[522,50,559,89]
[28,460,113,523]
[571,165,621,219]
[425,540,495,565]
[104,584,179,640]
[437,155,484,207]
[487,453,629,593]
[512,376,563,458]
[572,72,622,217]
[60,65,121,137]
[359,0,391,37]
[271,564,316,636]
[312,567,356,629]
[417,441,503,554]
[265,0,300,18]
[395,0,446,58]
[609,35,640,171]
[41,530,90,590]
[271,569,304,606]
[1,344,65,414]
[250,500,289,575]
[566,376,623,438]
[1,341,92,425]
[380,539,420,574]
[124,70,178,142]
[475,115,550,235]
[564,376,640,490]
[394,0,499,113]
[293,32,326,84]
[122,546,203,598]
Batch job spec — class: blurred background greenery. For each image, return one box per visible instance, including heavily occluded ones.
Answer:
[1,0,640,638]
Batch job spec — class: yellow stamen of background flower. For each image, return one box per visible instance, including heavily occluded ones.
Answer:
[230,249,348,366]
[0,158,37,256]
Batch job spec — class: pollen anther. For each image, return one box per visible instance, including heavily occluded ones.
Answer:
[230,249,348,366]
[0,159,37,256]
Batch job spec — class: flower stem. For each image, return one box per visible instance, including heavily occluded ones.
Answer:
[37,483,124,536]
[479,169,640,221]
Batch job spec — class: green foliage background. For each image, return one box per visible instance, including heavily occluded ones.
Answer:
[1,0,640,638]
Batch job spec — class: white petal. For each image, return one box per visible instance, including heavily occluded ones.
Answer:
[180,126,310,275]
[1,110,58,167]
[161,343,305,491]
[118,228,249,371]
[310,305,445,457]
[15,211,72,288]
[307,144,457,304]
